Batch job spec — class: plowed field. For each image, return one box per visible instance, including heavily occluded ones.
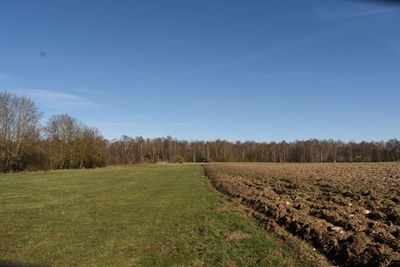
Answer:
[204,163,400,266]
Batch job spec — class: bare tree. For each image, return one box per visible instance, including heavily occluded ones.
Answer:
[0,91,42,171]
[44,114,106,169]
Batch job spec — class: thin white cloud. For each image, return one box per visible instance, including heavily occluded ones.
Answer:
[13,89,97,109]
[71,87,103,95]
[139,32,325,84]
[316,5,392,21]
[245,71,317,81]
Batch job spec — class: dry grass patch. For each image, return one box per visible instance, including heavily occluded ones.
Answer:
[226,232,253,241]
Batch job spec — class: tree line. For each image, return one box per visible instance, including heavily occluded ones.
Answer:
[107,136,400,164]
[0,91,106,172]
[1,91,399,172]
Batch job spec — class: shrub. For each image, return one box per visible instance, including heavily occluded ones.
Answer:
[174,155,185,164]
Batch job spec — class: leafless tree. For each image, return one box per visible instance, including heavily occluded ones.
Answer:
[0,91,42,171]
[44,114,105,169]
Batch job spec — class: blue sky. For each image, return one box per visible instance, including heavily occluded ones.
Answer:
[1,0,399,142]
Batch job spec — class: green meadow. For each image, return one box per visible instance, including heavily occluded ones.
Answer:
[1,165,315,266]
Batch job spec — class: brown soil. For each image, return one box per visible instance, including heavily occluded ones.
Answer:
[204,163,400,267]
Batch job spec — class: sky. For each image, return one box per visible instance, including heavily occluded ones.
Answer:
[0,0,399,142]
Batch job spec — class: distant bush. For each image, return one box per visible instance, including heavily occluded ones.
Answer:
[174,155,185,164]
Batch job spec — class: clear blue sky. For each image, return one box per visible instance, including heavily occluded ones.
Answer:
[1,0,399,142]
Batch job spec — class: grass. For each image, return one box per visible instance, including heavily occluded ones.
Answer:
[1,164,316,266]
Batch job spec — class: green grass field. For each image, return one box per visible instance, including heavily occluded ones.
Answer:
[1,165,316,266]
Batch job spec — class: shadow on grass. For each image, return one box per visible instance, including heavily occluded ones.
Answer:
[0,261,50,267]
